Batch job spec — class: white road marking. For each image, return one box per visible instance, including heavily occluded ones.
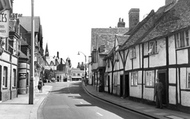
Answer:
[96,112,103,116]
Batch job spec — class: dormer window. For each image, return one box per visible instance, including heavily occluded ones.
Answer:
[175,30,190,48]
[148,41,157,55]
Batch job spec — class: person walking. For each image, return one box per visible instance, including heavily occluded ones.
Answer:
[38,79,43,93]
[154,78,164,109]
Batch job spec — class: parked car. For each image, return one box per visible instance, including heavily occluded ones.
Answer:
[51,77,56,82]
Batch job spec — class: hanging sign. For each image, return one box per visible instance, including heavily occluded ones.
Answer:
[0,10,9,37]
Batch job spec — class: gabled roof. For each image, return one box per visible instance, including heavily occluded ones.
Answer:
[119,1,178,50]
[19,16,41,32]
[141,0,190,43]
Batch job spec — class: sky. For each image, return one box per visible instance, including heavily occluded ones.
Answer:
[13,0,165,68]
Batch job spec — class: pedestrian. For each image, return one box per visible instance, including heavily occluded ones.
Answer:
[38,79,43,93]
[154,78,164,109]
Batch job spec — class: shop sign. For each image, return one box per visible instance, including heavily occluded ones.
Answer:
[0,10,9,37]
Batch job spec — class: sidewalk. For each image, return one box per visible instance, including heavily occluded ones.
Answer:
[0,85,52,119]
[83,84,190,119]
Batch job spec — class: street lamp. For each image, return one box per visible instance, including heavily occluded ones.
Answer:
[77,51,87,85]
[29,0,34,104]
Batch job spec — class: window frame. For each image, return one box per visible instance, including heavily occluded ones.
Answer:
[131,71,138,86]
[130,47,136,59]
[3,66,8,88]
[187,72,190,89]
[148,41,157,55]
[175,30,190,49]
[145,70,155,87]
[12,69,17,87]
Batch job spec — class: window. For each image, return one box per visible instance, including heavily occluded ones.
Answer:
[13,69,16,87]
[175,30,190,48]
[187,73,190,89]
[130,47,136,59]
[107,60,110,68]
[3,66,8,88]
[131,71,138,86]
[145,70,154,87]
[148,41,157,55]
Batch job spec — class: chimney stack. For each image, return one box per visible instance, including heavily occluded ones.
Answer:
[129,8,139,31]
[117,18,125,27]
[57,51,59,59]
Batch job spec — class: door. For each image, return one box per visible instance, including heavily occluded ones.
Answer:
[158,71,167,105]
[125,74,129,97]
[120,75,123,97]
[108,75,110,93]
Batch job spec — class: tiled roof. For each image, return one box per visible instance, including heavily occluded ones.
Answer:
[91,27,129,55]
[19,16,41,32]
[141,0,190,43]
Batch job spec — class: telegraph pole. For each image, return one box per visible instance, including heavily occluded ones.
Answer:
[29,0,34,104]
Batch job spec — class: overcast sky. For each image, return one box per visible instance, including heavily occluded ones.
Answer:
[13,0,165,68]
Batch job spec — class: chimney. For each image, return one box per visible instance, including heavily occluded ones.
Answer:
[57,51,59,59]
[129,8,139,31]
[117,18,125,27]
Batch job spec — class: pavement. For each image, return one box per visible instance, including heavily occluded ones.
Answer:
[0,85,52,119]
[82,83,190,119]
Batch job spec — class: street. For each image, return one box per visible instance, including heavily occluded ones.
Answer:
[37,81,152,119]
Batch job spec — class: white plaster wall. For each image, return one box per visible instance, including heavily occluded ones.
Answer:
[0,52,10,61]
[125,53,132,71]
[143,87,154,101]
[12,56,18,65]
[177,49,188,64]
[180,68,186,89]
[149,39,166,67]
[144,42,149,56]
[144,58,148,68]
[130,71,142,98]
[130,86,141,98]
[169,86,176,104]
[169,68,176,84]
[138,71,142,84]
[139,44,142,68]
[168,35,176,65]
[119,53,123,70]
[133,45,140,69]
[181,91,190,107]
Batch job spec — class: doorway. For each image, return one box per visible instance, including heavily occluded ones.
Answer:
[125,74,129,97]
[158,70,168,105]
[120,75,123,97]
[108,75,110,93]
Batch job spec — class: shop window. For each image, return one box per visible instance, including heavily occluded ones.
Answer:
[131,71,138,86]
[12,69,16,87]
[148,41,157,55]
[145,70,154,87]
[3,66,8,88]
[175,30,190,48]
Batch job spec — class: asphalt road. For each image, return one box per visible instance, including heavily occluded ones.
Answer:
[38,81,152,119]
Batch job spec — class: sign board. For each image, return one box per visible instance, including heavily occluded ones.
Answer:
[0,10,9,37]
[19,73,26,79]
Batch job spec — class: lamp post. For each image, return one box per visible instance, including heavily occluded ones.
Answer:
[77,51,87,85]
[29,0,34,104]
